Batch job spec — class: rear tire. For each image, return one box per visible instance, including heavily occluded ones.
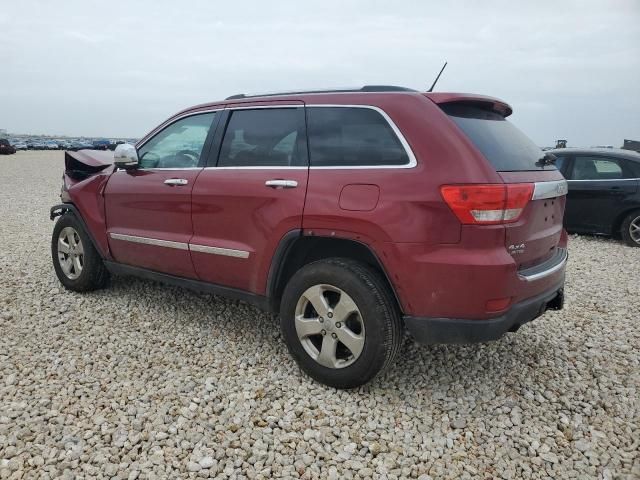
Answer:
[280,258,402,389]
[621,211,640,247]
[52,213,110,291]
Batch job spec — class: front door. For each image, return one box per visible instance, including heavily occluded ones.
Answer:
[565,154,638,233]
[190,103,308,294]
[104,111,218,278]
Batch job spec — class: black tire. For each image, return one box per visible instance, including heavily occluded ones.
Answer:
[280,258,402,389]
[621,210,640,247]
[51,213,110,291]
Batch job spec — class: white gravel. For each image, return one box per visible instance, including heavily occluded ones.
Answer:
[1,151,639,479]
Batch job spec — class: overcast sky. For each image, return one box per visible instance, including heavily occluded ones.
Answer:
[1,0,638,147]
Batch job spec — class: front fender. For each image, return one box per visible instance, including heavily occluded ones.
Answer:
[50,203,111,259]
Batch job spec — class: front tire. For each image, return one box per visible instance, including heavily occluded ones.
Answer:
[280,258,402,389]
[52,213,110,291]
[621,211,640,247]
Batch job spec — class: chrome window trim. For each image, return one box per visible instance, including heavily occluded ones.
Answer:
[189,244,250,258]
[532,179,568,200]
[115,167,203,172]
[109,232,250,259]
[518,248,568,282]
[305,104,417,169]
[204,166,307,170]
[204,104,417,170]
[109,233,189,251]
[566,178,639,182]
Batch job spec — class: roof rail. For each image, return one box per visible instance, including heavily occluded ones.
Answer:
[225,85,417,100]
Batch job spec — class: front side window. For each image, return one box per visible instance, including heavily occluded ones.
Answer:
[217,108,303,167]
[138,112,216,169]
[570,156,624,180]
[306,107,409,167]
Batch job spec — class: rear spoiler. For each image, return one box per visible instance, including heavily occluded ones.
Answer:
[64,150,113,180]
[424,92,513,117]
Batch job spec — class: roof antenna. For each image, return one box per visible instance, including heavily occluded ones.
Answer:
[427,61,448,92]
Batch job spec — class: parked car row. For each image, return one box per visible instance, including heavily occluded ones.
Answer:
[3,137,137,152]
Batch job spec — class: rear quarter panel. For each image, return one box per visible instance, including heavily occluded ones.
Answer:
[302,94,507,314]
[302,94,502,245]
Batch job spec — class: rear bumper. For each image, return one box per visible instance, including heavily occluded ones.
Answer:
[404,282,565,344]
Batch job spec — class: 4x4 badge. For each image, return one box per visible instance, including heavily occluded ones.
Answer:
[508,243,525,255]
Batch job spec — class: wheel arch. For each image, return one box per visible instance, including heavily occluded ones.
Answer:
[612,206,640,238]
[50,203,108,259]
[266,233,403,314]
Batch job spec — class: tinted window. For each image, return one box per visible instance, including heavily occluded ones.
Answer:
[217,108,303,167]
[138,113,216,169]
[443,104,550,172]
[571,156,625,180]
[307,107,409,166]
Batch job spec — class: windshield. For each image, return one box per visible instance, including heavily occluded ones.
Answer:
[442,104,554,172]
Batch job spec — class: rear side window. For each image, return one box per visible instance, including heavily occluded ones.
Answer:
[442,104,550,172]
[217,108,304,167]
[570,156,626,180]
[307,107,409,167]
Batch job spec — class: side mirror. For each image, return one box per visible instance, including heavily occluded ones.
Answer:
[114,143,139,169]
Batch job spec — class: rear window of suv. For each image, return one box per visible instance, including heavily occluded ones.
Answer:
[442,103,552,172]
[307,107,409,167]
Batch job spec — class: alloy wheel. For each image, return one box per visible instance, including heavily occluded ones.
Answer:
[57,227,84,280]
[294,284,365,369]
[630,215,640,244]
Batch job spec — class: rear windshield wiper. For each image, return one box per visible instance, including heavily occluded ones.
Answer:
[536,152,557,167]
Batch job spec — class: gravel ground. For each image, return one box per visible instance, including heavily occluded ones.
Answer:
[1,151,638,480]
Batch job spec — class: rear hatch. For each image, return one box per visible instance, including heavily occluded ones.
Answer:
[439,101,567,269]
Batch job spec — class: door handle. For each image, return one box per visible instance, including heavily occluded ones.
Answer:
[265,179,298,189]
[164,178,189,186]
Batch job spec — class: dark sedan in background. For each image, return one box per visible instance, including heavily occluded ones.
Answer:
[0,139,16,155]
[551,148,640,246]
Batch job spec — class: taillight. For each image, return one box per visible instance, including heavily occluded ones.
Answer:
[440,183,534,225]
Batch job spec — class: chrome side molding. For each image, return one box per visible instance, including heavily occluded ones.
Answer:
[189,244,250,258]
[109,232,250,258]
[109,233,189,250]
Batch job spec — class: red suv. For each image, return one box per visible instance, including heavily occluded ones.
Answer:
[51,86,568,388]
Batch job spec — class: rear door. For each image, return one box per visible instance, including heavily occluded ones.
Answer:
[104,111,218,278]
[564,155,639,234]
[190,102,308,293]
[443,103,567,269]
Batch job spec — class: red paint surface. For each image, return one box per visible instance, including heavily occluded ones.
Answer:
[64,90,568,320]
[190,168,308,292]
[339,184,380,211]
[103,169,201,278]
